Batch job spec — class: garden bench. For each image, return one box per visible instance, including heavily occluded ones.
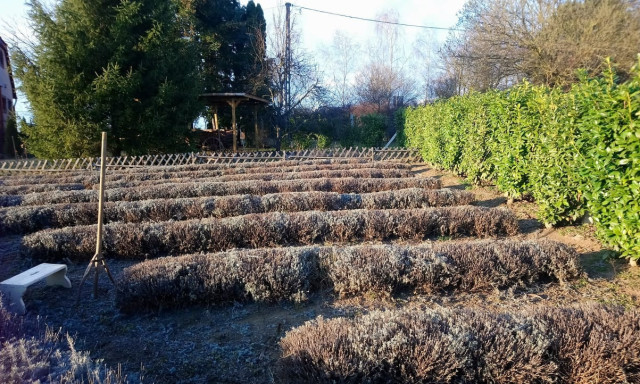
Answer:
[0,263,71,315]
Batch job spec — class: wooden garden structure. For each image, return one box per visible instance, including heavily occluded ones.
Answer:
[199,93,270,152]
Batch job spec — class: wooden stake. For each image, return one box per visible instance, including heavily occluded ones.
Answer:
[77,132,116,302]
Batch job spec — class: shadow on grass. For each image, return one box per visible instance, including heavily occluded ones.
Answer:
[518,219,544,235]
[580,250,635,280]
[473,196,508,207]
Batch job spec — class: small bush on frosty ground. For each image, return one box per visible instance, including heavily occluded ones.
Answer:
[22,206,518,262]
[103,167,414,189]
[0,161,413,187]
[0,296,129,384]
[1,188,473,234]
[1,177,441,207]
[116,247,321,312]
[0,183,86,195]
[0,158,409,187]
[114,240,580,312]
[278,304,640,384]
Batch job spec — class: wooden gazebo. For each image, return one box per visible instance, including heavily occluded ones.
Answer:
[199,93,270,152]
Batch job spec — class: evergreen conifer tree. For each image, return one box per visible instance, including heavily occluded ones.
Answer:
[13,0,202,158]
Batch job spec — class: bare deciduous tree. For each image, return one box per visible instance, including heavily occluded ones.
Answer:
[442,0,640,91]
[321,30,360,108]
[355,10,417,112]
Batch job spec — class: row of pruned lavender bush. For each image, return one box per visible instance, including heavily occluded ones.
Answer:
[115,240,580,312]
[21,206,518,261]
[1,188,473,234]
[99,167,414,189]
[0,183,87,196]
[279,304,640,384]
[0,177,441,207]
[0,160,413,187]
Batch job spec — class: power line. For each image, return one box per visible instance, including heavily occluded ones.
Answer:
[289,3,465,32]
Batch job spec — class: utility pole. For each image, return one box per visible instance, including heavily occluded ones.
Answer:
[284,2,291,135]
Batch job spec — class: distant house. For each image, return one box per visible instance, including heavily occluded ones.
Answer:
[0,36,17,157]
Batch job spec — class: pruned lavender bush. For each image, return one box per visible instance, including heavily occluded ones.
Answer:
[22,207,518,261]
[278,304,640,384]
[0,173,93,186]
[116,247,322,312]
[0,158,398,183]
[326,240,581,296]
[115,240,580,312]
[0,183,86,195]
[2,177,441,207]
[101,168,414,189]
[0,297,130,383]
[1,188,472,234]
[0,161,412,187]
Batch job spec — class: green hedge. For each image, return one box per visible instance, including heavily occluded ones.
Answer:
[400,57,640,261]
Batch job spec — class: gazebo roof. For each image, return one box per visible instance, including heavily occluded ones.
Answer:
[199,93,270,106]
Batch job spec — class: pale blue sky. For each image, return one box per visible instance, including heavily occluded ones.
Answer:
[0,0,467,119]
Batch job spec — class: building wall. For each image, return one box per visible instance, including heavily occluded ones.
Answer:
[0,37,17,158]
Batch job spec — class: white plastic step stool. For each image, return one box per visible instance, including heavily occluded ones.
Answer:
[0,263,72,315]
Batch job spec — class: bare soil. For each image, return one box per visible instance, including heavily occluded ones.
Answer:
[1,164,638,383]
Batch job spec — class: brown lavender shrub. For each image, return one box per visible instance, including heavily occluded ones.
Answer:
[2,177,441,207]
[1,188,473,234]
[0,161,412,187]
[116,247,321,313]
[536,305,640,384]
[101,168,414,189]
[0,158,398,185]
[0,183,86,195]
[0,297,129,383]
[101,157,392,175]
[278,305,640,384]
[21,207,518,262]
[0,173,94,187]
[104,162,412,184]
[114,240,578,312]
[0,295,21,342]
[326,240,580,296]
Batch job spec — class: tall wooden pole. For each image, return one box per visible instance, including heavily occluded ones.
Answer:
[284,2,291,135]
[77,132,116,302]
[95,132,107,255]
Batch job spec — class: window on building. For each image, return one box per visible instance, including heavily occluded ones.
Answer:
[0,49,5,69]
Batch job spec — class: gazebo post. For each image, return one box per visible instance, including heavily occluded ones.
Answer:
[213,106,219,131]
[253,105,259,148]
[199,93,269,151]
[228,99,241,152]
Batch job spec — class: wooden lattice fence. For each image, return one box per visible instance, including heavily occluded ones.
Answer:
[0,148,421,174]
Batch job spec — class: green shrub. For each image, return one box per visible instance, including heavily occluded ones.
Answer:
[341,113,386,147]
[287,132,332,150]
[400,57,640,260]
[575,59,640,259]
